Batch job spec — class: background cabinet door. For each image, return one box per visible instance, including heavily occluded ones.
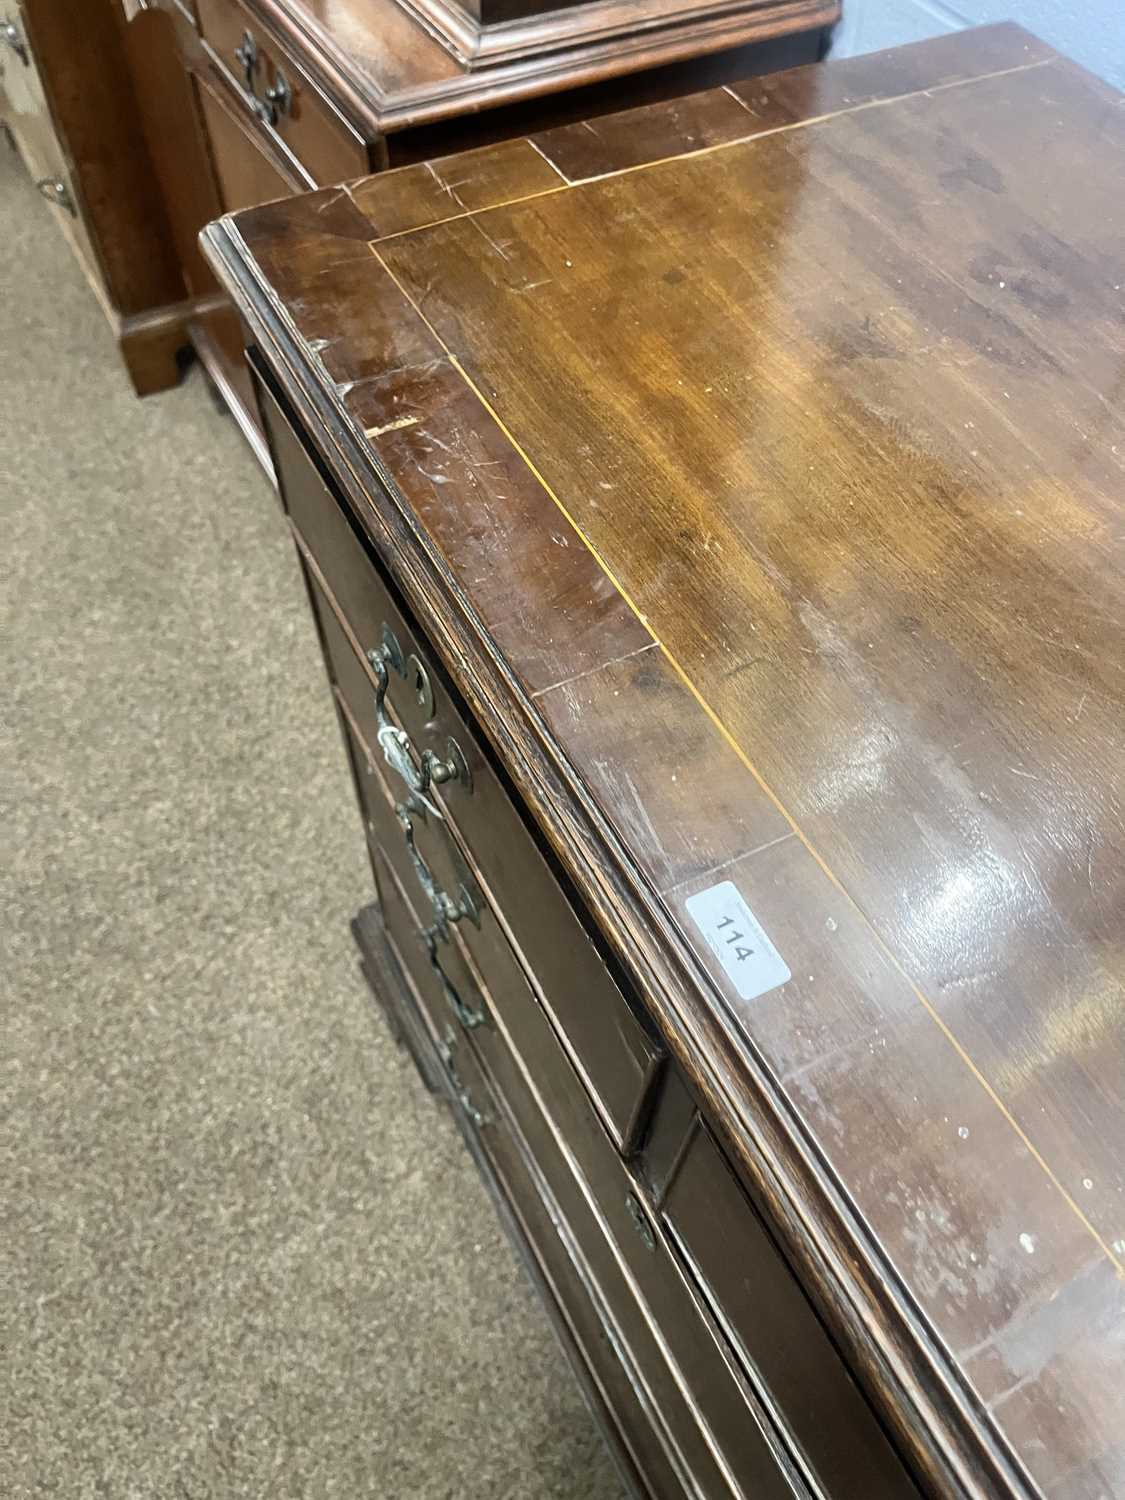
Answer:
[0,13,104,301]
[1,0,188,392]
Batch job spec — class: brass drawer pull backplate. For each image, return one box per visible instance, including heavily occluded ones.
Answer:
[233,28,292,128]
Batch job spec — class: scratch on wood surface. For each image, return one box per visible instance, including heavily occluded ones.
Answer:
[525,135,571,184]
[665,831,796,895]
[365,415,420,438]
[468,215,513,262]
[721,83,759,115]
[531,640,658,699]
[426,160,467,213]
[614,768,667,866]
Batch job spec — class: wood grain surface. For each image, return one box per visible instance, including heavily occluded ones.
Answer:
[204,25,1125,1499]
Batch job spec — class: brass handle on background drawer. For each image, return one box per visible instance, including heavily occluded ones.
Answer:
[368,637,471,817]
[35,177,76,216]
[233,28,292,127]
[2,17,29,65]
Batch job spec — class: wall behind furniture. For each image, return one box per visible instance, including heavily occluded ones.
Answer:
[828,0,1123,88]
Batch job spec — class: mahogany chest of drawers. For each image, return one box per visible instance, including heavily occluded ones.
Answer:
[203,26,1125,1500]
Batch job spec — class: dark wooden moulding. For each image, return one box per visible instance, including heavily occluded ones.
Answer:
[203,25,1125,1500]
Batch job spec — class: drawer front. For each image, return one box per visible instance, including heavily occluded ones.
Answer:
[373,841,462,1048]
[315,554,661,1150]
[265,381,663,1151]
[663,1127,918,1500]
[195,66,302,210]
[351,713,495,1048]
[195,0,368,186]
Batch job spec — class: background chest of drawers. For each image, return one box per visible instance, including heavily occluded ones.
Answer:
[204,24,1125,1500]
[123,0,836,467]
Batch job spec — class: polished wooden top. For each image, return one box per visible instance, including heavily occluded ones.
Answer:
[203,26,1125,1500]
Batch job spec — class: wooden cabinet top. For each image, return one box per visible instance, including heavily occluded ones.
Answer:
[203,25,1125,1500]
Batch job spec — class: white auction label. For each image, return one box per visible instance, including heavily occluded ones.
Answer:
[685,880,791,1002]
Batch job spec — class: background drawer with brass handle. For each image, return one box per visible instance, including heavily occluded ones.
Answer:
[194,0,368,186]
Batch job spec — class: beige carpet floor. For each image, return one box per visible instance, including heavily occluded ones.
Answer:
[0,143,623,1500]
